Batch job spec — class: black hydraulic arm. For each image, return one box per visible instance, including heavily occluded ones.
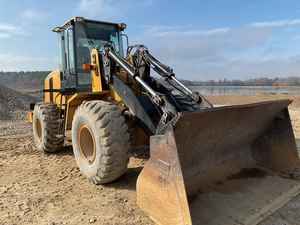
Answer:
[129,45,212,106]
[104,46,178,125]
[105,47,161,104]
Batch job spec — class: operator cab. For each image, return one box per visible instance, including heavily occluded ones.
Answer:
[53,17,126,91]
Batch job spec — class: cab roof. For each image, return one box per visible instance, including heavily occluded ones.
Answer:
[52,17,126,33]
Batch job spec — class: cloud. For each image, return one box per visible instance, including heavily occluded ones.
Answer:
[77,0,155,20]
[0,53,56,71]
[0,33,11,39]
[78,0,117,19]
[0,9,48,40]
[138,25,270,58]
[21,9,49,21]
[143,26,230,37]
[251,19,300,28]
[136,25,236,66]
[223,55,300,78]
[127,16,300,79]
[0,24,18,32]
[131,23,281,79]
[0,23,28,39]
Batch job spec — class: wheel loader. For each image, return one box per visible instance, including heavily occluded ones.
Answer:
[28,17,300,225]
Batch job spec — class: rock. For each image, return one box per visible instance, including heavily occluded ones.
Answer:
[89,217,97,223]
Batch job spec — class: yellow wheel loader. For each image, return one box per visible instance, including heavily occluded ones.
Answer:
[29,17,300,225]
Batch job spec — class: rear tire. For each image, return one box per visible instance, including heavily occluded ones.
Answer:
[72,100,130,184]
[33,103,64,153]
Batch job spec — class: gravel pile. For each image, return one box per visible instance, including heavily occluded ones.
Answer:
[0,84,37,120]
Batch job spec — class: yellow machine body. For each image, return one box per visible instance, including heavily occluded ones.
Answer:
[44,70,64,104]
[43,68,123,128]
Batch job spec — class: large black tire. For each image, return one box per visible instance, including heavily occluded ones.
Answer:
[72,100,130,184]
[172,94,202,112]
[33,103,64,153]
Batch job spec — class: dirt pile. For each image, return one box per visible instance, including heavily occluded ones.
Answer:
[0,84,37,120]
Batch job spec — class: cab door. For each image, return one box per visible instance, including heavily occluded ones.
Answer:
[60,26,77,89]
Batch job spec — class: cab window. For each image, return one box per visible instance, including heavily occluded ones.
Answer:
[74,21,121,86]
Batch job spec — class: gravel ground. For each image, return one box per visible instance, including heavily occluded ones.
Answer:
[0,95,300,225]
[0,121,152,225]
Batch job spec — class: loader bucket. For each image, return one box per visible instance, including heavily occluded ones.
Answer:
[137,100,300,225]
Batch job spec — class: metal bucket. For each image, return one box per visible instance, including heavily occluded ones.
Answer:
[137,100,300,225]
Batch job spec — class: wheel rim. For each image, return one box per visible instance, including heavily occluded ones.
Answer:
[78,124,96,164]
[35,118,42,142]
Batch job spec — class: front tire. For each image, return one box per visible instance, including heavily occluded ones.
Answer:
[72,100,130,184]
[32,103,64,153]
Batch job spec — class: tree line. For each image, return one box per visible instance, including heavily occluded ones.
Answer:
[0,71,300,88]
[0,71,50,90]
[181,77,300,86]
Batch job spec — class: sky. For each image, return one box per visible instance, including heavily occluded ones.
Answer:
[1,0,300,80]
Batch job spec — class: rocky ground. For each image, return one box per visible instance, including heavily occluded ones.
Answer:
[0,121,151,225]
[0,94,300,225]
[0,84,37,120]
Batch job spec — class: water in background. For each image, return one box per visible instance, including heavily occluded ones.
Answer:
[189,86,300,96]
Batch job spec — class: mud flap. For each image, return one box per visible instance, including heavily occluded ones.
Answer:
[137,100,300,225]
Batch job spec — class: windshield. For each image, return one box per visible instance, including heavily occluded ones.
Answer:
[75,21,122,85]
[76,22,121,53]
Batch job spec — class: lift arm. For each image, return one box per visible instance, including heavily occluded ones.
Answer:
[127,45,212,106]
[104,46,178,125]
